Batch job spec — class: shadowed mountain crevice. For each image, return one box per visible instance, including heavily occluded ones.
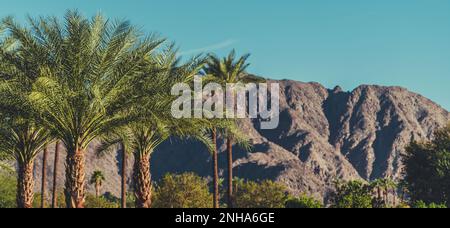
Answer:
[323,86,351,146]
[369,98,404,180]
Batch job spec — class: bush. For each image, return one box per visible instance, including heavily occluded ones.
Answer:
[0,171,16,208]
[35,191,119,208]
[285,195,323,208]
[233,180,288,208]
[85,194,119,208]
[125,192,136,208]
[412,201,447,209]
[330,180,373,208]
[153,173,213,208]
[395,202,411,208]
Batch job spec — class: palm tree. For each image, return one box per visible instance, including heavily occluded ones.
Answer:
[2,11,164,208]
[90,170,105,198]
[120,142,127,208]
[372,178,397,207]
[233,177,246,193]
[51,141,60,208]
[40,147,48,208]
[204,50,258,208]
[383,178,397,206]
[211,127,219,208]
[97,47,217,208]
[0,23,53,208]
[97,142,128,207]
[0,121,52,208]
[371,179,384,202]
[398,180,409,203]
[119,119,214,209]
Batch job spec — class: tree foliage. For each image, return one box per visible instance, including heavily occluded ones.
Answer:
[85,194,119,208]
[90,170,105,186]
[403,125,450,206]
[152,173,213,208]
[330,180,373,208]
[232,179,288,208]
[411,200,447,209]
[0,10,168,208]
[285,195,323,208]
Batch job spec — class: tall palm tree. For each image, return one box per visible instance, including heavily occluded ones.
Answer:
[98,47,217,208]
[90,170,105,198]
[120,142,127,208]
[100,118,215,208]
[0,22,54,208]
[40,147,48,208]
[211,128,219,208]
[51,141,60,208]
[117,120,215,209]
[382,178,397,206]
[204,50,258,208]
[3,11,164,208]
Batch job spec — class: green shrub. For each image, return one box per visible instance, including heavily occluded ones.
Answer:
[330,180,373,208]
[36,191,120,208]
[285,195,323,208]
[85,194,119,208]
[403,126,450,206]
[0,171,16,208]
[153,173,213,208]
[33,194,44,208]
[412,201,447,208]
[126,192,136,208]
[233,180,288,208]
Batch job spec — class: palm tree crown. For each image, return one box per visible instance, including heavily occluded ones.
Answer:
[2,10,164,208]
[90,170,105,186]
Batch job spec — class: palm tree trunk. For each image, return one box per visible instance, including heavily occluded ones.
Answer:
[227,136,233,208]
[133,153,152,208]
[121,143,127,208]
[393,191,397,206]
[41,147,48,208]
[212,128,219,208]
[51,141,60,208]
[17,160,35,208]
[384,191,389,205]
[377,187,382,200]
[95,183,100,198]
[64,147,86,208]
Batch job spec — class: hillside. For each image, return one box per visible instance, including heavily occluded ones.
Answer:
[33,79,450,201]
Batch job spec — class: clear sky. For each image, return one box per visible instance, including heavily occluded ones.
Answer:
[1,0,449,110]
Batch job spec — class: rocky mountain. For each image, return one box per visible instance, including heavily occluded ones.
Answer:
[32,79,449,201]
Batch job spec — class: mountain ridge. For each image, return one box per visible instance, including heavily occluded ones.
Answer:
[32,78,450,201]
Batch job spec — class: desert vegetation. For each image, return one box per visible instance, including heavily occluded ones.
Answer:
[0,10,250,209]
[0,11,449,209]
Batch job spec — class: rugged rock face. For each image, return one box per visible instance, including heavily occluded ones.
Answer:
[32,79,449,201]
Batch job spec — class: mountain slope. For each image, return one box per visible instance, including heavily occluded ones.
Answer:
[33,79,449,201]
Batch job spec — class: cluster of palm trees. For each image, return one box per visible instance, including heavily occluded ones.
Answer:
[0,11,255,208]
[371,178,399,206]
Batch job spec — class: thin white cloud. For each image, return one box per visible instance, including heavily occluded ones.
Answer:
[178,39,238,56]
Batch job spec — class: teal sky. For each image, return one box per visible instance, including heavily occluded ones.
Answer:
[1,0,449,110]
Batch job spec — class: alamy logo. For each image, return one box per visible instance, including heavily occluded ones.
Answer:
[171,76,280,129]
